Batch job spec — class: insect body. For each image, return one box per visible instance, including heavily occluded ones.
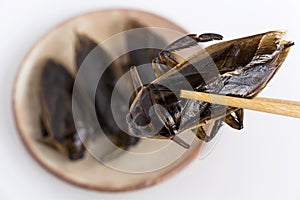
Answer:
[39,21,170,160]
[126,31,293,146]
[39,59,85,160]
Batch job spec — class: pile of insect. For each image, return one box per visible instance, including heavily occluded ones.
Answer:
[12,8,296,194]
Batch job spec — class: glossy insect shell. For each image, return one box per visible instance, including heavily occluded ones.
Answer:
[127,83,182,138]
[127,31,293,141]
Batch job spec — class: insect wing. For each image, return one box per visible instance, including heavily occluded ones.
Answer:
[154,31,293,144]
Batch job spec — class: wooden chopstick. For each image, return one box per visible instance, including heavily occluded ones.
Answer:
[180,90,300,119]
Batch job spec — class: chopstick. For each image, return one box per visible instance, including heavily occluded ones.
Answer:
[180,90,300,119]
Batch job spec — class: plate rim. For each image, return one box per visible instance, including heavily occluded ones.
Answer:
[12,8,202,192]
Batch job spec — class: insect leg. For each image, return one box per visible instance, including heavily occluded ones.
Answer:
[130,66,143,94]
[172,135,190,149]
[224,108,244,130]
[197,33,223,42]
[152,57,173,77]
[162,33,223,53]
[195,119,223,142]
[158,34,201,68]
[38,136,69,157]
[154,33,223,71]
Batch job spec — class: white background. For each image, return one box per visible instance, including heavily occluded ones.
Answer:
[1,0,300,199]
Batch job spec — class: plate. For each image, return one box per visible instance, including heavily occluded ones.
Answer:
[13,9,204,191]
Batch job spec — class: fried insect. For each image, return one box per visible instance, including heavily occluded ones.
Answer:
[39,59,85,160]
[127,31,293,145]
[75,23,168,151]
[74,33,140,151]
[39,20,170,160]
